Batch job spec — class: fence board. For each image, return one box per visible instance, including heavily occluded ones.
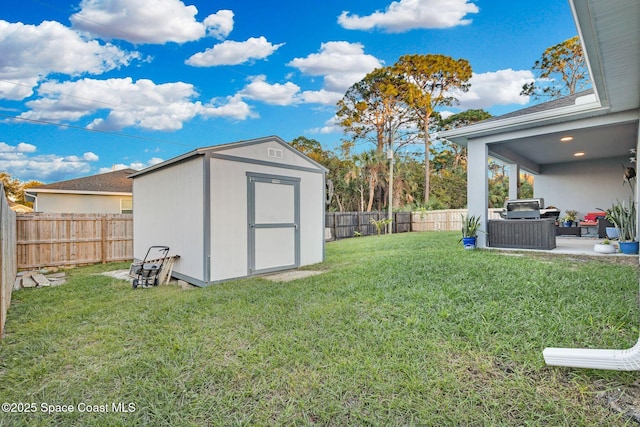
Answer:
[0,185,17,337]
[325,211,412,240]
[16,213,133,269]
[411,209,502,232]
[326,209,502,241]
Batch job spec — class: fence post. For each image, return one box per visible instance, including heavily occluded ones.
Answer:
[0,184,17,338]
[101,217,107,264]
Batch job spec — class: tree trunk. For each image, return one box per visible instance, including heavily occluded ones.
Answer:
[366,179,375,212]
[423,124,430,205]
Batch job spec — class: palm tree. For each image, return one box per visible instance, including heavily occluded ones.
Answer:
[345,150,387,212]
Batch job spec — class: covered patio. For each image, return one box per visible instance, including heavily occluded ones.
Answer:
[441,0,640,252]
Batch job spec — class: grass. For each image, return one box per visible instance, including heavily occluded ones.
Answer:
[1,231,639,426]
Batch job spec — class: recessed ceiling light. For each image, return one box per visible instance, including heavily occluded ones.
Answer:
[560,136,574,142]
[574,152,585,157]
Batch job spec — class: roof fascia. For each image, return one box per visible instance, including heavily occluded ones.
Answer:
[201,135,329,173]
[467,108,639,145]
[25,189,132,196]
[570,0,608,108]
[130,136,329,179]
[439,101,607,143]
[127,149,203,179]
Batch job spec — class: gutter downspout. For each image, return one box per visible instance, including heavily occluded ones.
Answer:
[543,341,640,371]
[24,191,37,212]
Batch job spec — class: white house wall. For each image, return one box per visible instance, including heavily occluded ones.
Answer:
[133,156,205,283]
[535,156,633,216]
[36,193,130,213]
[209,158,324,282]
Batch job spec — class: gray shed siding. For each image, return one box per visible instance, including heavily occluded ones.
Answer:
[132,136,326,286]
[133,156,206,283]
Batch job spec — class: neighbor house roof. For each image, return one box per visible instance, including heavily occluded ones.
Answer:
[27,168,137,195]
[483,89,596,122]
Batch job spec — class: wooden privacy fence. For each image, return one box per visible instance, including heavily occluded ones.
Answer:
[1,185,17,337]
[411,209,503,232]
[16,213,133,269]
[326,209,503,240]
[325,211,411,240]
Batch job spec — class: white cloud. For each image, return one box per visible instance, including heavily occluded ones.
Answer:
[186,36,284,67]
[0,20,140,100]
[238,75,301,106]
[17,142,37,153]
[0,142,37,154]
[0,142,94,181]
[98,157,163,174]
[70,0,233,44]
[456,69,534,110]
[200,94,257,121]
[287,41,382,104]
[22,77,200,129]
[0,78,39,100]
[16,77,249,131]
[83,152,99,161]
[204,10,235,40]
[299,89,343,105]
[338,0,479,32]
[307,115,341,134]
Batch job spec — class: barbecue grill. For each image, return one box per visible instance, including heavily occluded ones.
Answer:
[499,198,560,220]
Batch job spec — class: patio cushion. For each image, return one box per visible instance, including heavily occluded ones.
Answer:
[582,212,605,222]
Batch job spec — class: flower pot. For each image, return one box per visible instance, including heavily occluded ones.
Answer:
[462,237,477,250]
[593,243,616,254]
[618,241,639,255]
[563,221,573,227]
[605,227,619,239]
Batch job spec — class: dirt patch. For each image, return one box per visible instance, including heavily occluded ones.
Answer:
[595,380,640,423]
[261,270,324,282]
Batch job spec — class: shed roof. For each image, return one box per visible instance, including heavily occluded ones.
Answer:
[129,135,328,179]
[28,168,137,195]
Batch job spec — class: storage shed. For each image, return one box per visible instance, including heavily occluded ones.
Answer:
[129,136,328,286]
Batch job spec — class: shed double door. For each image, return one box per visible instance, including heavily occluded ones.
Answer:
[247,173,300,275]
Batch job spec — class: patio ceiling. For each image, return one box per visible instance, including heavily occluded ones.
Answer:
[440,0,640,174]
[487,112,638,173]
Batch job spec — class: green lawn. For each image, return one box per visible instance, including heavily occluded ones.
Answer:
[1,232,639,426]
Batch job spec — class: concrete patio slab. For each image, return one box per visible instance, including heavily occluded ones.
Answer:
[488,237,639,257]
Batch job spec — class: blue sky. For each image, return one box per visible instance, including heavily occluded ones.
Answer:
[0,0,578,183]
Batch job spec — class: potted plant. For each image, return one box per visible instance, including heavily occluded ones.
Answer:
[594,238,616,254]
[604,198,638,254]
[460,214,483,250]
[562,209,578,227]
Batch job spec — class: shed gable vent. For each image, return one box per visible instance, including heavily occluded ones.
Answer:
[267,147,284,159]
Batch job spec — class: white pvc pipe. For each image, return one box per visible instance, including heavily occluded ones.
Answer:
[543,339,640,371]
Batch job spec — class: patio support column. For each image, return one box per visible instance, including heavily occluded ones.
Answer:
[636,121,640,265]
[467,141,489,248]
[508,163,519,201]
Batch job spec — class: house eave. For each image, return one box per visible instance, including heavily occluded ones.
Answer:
[439,101,607,144]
